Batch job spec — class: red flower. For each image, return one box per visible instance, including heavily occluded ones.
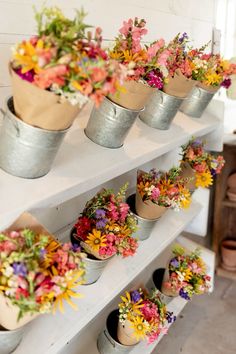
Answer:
[74,216,92,240]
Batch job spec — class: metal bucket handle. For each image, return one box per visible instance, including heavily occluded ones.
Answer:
[103,329,116,348]
[0,107,20,137]
[195,87,203,98]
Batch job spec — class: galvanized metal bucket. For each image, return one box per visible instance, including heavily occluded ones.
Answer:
[97,310,137,354]
[85,97,143,148]
[146,268,173,304]
[126,194,157,241]
[70,229,112,285]
[179,86,216,118]
[139,90,185,130]
[0,97,69,179]
[0,325,25,354]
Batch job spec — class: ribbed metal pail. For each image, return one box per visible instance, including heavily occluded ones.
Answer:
[179,86,216,118]
[126,194,157,241]
[97,310,136,354]
[139,90,185,130]
[0,326,25,354]
[85,97,143,148]
[0,97,69,179]
[70,229,111,285]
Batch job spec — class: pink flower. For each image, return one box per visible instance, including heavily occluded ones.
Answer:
[147,40,165,60]
[141,300,159,322]
[119,202,129,222]
[119,19,133,36]
[34,65,68,89]
[158,49,170,66]
[151,187,160,201]
[185,147,195,160]
[194,162,207,173]
[91,67,107,82]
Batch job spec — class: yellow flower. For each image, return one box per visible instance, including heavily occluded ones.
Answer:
[14,39,45,74]
[119,291,144,315]
[159,179,174,193]
[109,50,124,60]
[184,268,193,282]
[85,229,107,252]
[205,71,221,86]
[53,270,84,314]
[123,49,147,63]
[41,239,61,269]
[195,171,213,188]
[179,187,191,209]
[137,181,150,198]
[130,316,148,340]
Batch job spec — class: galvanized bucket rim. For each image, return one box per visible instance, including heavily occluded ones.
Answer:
[157,89,188,100]
[4,96,71,134]
[127,193,163,223]
[105,96,144,113]
[193,86,218,95]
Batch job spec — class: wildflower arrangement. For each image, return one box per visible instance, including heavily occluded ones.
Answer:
[109,17,169,89]
[163,245,211,300]
[73,184,138,259]
[137,168,192,210]
[0,228,84,324]
[165,32,190,78]
[118,288,176,344]
[181,138,225,188]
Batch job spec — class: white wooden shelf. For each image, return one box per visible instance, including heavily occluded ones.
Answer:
[13,200,202,354]
[0,102,220,230]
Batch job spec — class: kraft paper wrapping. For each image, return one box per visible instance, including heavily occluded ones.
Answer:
[117,320,140,346]
[80,240,113,261]
[161,266,179,297]
[109,81,154,110]
[196,81,219,93]
[135,190,166,220]
[179,162,197,192]
[163,69,196,98]
[10,67,81,131]
[0,212,54,330]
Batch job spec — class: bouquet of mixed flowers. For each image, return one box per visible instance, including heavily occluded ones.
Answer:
[162,245,211,299]
[0,224,84,330]
[10,6,126,130]
[109,17,170,109]
[117,288,176,345]
[72,184,138,260]
[181,138,225,188]
[136,168,191,219]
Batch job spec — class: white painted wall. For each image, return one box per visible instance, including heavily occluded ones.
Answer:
[0,0,216,107]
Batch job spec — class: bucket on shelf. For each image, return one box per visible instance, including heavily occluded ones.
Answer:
[0,325,25,354]
[97,309,138,354]
[85,97,143,148]
[0,97,69,179]
[126,194,157,241]
[70,229,112,285]
[135,191,167,220]
[179,86,216,118]
[139,90,185,130]
[147,268,175,303]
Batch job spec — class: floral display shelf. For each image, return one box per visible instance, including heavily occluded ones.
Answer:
[0,100,222,231]
[13,200,202,354]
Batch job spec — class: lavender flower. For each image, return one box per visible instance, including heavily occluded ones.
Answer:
[12,262,27,277]
[192,139,202,147]
[96,219,108,229]
[179,288,191,300]
[39,248,46,260]
[179,32,188,43]
[95,209,106,219]
[221,78,231,89]
[131,290,142,303]
[170,258,179,268]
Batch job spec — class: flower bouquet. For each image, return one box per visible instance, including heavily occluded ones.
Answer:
[109,17,168,109]
[0,213,84,330]
[161,245,211,299]
[117,288,175,346]
[136,168,191,220]
[10,6,125,130]
[71,184,138,283]
[180,138,225,190]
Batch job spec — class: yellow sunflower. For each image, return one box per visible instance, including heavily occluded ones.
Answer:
[195,171,213,188]
[41,239,61,269]
[205,71,221,86]
[130,316,148,340]
[179,187,191,209]
[85,229,107,252]
[13,39,45,74]
[119,291,144,315]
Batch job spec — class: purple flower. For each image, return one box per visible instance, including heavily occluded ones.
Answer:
[210,169,217,177]
[166,311,176,323]
[179,32,188,43]
[96,219,107,229]
[15,68,35,83]
[170,258,179,268]
[221,78,231,89]
[179,288,191,300]
[131,290,142,303]
[95,209,106,219]
[72,244,81,252]
[12,262,27,277]
[192,139,202,147]
[147,70,164,89]
[39,249,46,260]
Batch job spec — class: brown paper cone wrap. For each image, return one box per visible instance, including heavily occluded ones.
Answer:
[161,267,179,297]
[197,81,219,93]
[10,66,81,131]
[0,294,38,330]
[179,162,197,192]
[109,81,154,110]
[135,190,166,220]
[80,240,113,261]
[117,320,140,346]
[163,69,196,98]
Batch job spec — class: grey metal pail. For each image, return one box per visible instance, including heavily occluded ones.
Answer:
[139,90,185,130]
[0,325,25,354]
[97,310,137,354]
[85,97,143,148]
[146,268,173,304]
[83,256,111,285]
[126,194,157,241]
[179,86,216,118]
[0,97,69,179]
